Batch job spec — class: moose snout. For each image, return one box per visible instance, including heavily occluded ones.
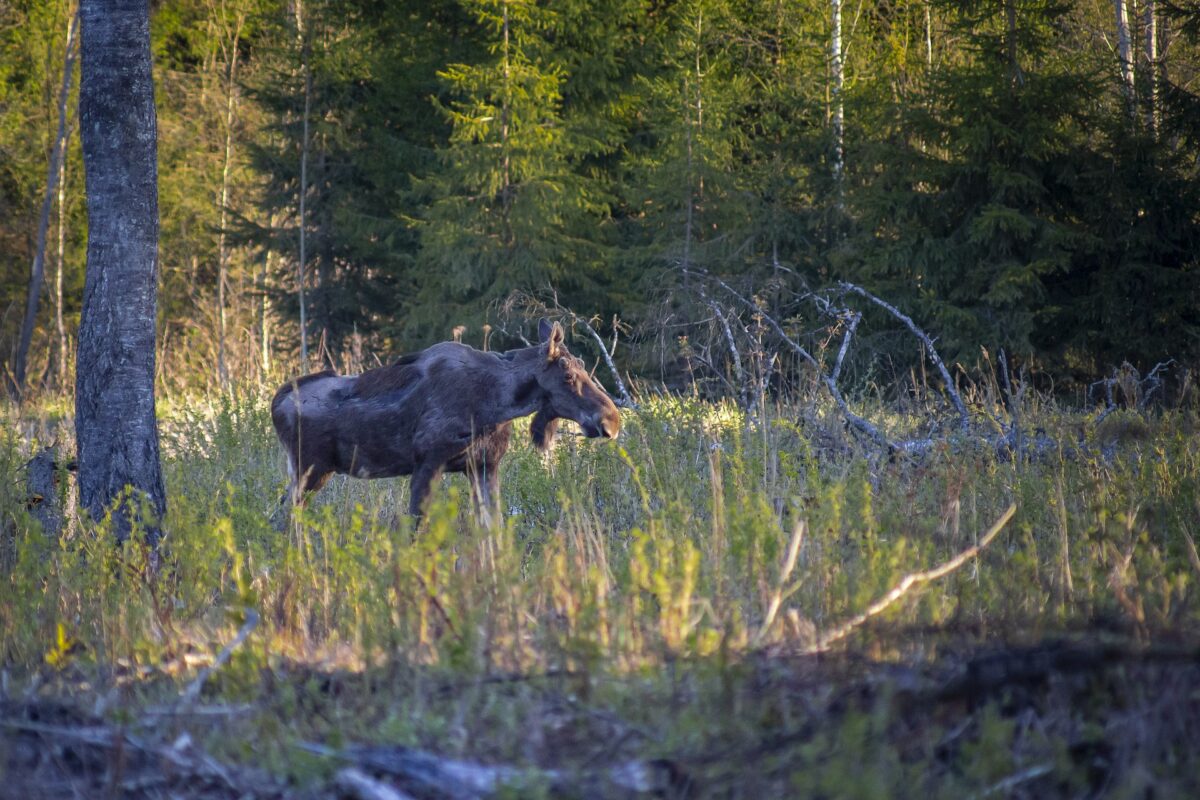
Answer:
[591,406,621,440]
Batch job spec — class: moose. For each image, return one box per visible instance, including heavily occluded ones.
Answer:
[271,319,622,518]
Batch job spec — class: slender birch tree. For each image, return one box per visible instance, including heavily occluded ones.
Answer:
[10,8,77,400]
[1115,0,1136,119]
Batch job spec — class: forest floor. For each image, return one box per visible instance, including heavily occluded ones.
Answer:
[1,387,1198,798]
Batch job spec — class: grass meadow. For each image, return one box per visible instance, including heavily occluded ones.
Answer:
[1,379,1199,798]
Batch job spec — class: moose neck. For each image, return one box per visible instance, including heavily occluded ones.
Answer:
[489,344,549,423]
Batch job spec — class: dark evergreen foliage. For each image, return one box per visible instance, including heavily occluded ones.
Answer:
[0,0,1198,386]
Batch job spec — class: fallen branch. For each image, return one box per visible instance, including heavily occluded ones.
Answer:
[969,763,1053,799]
[0,719,279,795]
[690,268,894,450]
[755,518,806,645]
[838,281,970,431]
[179,608,259,706]
[805,503,1016,653]
[337,768,419,800]
[300,741,683,800]
[829,311,861,386]
[708,299,750,411]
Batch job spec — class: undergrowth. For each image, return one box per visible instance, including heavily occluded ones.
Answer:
[1,386,1198,797]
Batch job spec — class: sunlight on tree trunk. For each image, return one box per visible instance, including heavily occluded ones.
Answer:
[1115,0,1136,119]
[214,1,246,391]
[1145,0,1159,136]
[296,0,310,371]
[831,0,844,205]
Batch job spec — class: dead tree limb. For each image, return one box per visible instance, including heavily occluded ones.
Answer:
[755,518,806,645]
[829,310,861,386]
[570,313,635,408]
[179,608,259,706]
[336,768,419,800]
[805,503,1016,653]
[300,741,682,800]
[705,296,750,410]
[0,720,278,795]
[690,269,894,450]
[837,281,970,431]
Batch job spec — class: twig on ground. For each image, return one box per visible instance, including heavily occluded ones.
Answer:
[179,608,259,706]
[805,504,1016,653]
[336,768,419,800]
[300,741,681,799]
[969,763,1053,799]
[0,720,263,794]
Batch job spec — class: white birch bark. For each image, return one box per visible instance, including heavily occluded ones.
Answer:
[831,0,844,202]
[215,3,246,390]
[1145,0,1159,135]
[1115,0,1136,119]
[296,0,310,369]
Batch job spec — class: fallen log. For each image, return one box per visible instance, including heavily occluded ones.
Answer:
[300,741,687,800]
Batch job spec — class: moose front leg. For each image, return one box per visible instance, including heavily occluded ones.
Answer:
[408,460,446,519]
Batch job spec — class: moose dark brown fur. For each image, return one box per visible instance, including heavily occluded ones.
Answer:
[271,320,621,517]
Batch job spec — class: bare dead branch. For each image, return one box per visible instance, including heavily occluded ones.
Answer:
[707,299,749,410]
[563,312,635,409]
[837,281,970,431]
[829,311,861,386]
[179,608,259,706]
[336,768,419,800]
[691,269,894,450]
[300,741,682,799]
[805,503,1016,653]
[0,720,275,794]
[756,518,807,645]
[969,763,1053,799]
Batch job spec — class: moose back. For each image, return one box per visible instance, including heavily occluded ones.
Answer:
[271,320,621,516]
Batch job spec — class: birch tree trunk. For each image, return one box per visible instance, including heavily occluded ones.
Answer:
[213,3,243,391]
[54,138,69,389]
[830,0,844,204]
[11,9,78,400]
[295,0,310,370]
[76,0,166,545]
[1115,0,1136,119]
[215,6,245,391]
[1145,0,1159,136]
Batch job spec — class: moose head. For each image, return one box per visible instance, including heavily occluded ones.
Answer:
[528,319,621,451]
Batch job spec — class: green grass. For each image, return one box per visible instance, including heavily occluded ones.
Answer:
[2,387,1199,797]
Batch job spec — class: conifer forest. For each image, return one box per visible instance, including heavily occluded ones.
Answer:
[1,1,1199,797]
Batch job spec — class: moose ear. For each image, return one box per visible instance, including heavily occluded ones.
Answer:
[539,319,565,360]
